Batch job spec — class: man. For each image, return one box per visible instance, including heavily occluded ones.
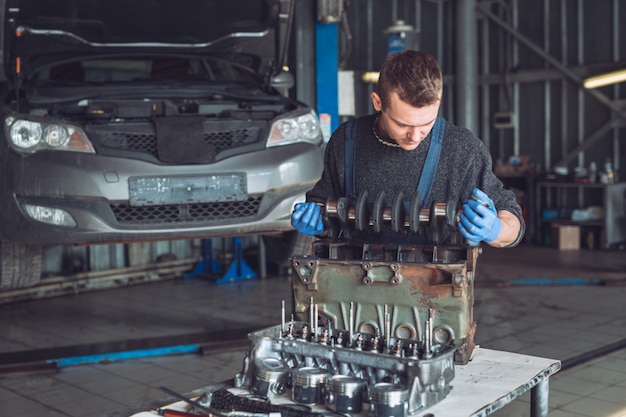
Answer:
[292,50,524,247]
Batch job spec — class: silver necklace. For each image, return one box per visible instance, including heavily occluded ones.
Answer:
[372,117,401,148]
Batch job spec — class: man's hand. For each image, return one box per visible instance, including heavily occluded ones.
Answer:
[291,202,325,236]
[458,188,502,243]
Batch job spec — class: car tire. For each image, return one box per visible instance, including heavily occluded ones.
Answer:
[262,231,315,265]
[0,241,43,289]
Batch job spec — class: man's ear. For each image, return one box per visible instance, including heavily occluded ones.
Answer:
[370,92,382,112]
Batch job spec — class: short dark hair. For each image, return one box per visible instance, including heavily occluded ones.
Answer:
[377,50,443,109]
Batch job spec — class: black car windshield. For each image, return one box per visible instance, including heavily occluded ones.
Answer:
[32,56,261,84]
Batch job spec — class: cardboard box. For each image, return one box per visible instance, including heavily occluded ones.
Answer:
[551,224,580,250]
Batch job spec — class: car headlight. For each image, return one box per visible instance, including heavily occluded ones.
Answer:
[267,110,322,147]
[4,115,95,154]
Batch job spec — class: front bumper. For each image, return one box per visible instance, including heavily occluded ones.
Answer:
[0,143,323,245]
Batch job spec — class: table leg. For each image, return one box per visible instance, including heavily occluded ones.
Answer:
[530,378,550,417]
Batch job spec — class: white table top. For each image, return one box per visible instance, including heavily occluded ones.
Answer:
[421,347,561,416]
[130,347,561,417]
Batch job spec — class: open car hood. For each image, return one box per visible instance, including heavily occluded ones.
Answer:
[1,0,287,81]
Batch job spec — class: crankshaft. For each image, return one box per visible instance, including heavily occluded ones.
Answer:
[321,190,464,244]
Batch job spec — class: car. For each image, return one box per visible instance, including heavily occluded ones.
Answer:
[0,0,324,288]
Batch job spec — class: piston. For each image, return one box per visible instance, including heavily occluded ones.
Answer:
[249,357,290,397]
[291,367,329,405]
[326,375,367,413]
[370,383,408,417]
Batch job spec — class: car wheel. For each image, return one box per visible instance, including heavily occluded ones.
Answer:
[262,231,315,265]
[0,241,43,289]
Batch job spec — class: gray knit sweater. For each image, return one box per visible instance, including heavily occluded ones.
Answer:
[306,113,525,246]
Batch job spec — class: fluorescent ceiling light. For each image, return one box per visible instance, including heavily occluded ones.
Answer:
[583,68,626,89]
[361,72,380,84]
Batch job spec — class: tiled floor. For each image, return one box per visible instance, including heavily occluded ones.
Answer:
[0,243,625,417]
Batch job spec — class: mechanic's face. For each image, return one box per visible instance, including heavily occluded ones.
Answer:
[371,91,441,151]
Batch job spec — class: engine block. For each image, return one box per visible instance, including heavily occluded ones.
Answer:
[292,239,479,365]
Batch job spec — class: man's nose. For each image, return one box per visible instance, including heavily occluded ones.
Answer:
[408,126,422,140]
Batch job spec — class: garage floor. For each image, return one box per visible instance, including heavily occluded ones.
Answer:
[1,244,626,417]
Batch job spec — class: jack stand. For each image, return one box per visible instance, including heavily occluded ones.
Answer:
[217,237,257,284]
[184,238,222,280]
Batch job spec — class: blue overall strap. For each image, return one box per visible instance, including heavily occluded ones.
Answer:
[344,118,358,198]
[416,116,445,205]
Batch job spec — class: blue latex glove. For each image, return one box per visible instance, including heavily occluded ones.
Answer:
[291,202,325,236]
[458,188,502,243]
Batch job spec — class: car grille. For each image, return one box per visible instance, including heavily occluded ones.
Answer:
[89,121,265,160]
[111,197,262,225]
